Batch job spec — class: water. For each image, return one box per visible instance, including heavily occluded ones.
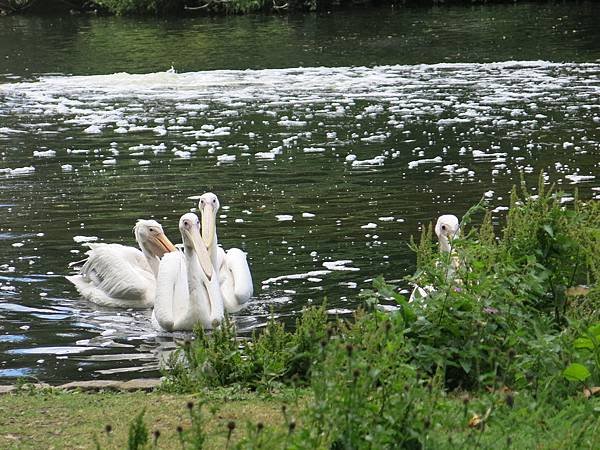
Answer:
[0,3,599,383]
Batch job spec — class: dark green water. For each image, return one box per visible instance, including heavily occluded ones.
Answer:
[0,3,599,382]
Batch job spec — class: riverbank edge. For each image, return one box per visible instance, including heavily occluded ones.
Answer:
[0,378,162,394]
[0,0,585,17]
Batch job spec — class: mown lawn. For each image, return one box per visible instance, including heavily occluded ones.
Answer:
[0,388,299,449]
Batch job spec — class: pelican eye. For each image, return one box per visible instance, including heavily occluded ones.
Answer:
[441,225,446,231]
[212,198,216,204]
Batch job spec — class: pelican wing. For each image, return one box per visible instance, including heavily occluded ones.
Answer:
[219,247,253,313]
[154,251,188,332]
[66,243,155,307]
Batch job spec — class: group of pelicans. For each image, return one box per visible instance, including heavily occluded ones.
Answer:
[66,193,253,331]
[66,192,461,331]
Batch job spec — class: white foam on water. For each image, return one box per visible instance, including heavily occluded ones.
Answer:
[4,62,596,130]
[303,147,326,153]
[565,174,595,184]
[33,149,56,158]
[408,156,442,169]
[217,154,236,162]
[83,125,103,134]
[361,133,388,143]
[472,150,508,158]
[73,236,98,243]
[322,260,360,271]
[0,127,26,135]
[255,152,276,160]
[262,269,332,285]
[278,120,307,127]
[327,308,353,315]
[1,166,36,176]
[352,155,385,167]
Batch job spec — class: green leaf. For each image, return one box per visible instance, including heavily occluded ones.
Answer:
[563,363,591,382]
[542,224,554,238]
[588,323,600,338]
[573,338,594,351]
[459,359,472,374]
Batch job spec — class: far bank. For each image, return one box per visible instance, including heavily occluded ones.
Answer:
[0,0,593,17]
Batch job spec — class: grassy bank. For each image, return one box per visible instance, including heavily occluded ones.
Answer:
[0,388,300,449]
[0,388,597,448]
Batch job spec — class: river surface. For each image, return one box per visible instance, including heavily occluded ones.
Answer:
[0,3,599,383]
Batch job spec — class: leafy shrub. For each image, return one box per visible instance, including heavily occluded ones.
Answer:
[402,178,599,392]
[163,304,330,391]
[93,0,184,14]
[564,322,600,386]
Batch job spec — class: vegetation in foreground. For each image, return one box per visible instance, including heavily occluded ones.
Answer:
[154,178,598,448]
[0,386,598,449]
[0,0,582,17]
[0,388,299,449]
[2,178,598,449]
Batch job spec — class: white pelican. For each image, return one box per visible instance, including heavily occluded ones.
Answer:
[409,214,461,303]
[66,220,177,308]
[153,213,224,331]
[198,192,253,313]
[435,214,460,255]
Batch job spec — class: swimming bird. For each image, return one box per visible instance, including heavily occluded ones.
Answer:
[409,214,461,303]
[198,192,253,313]
[153,213,224,331]
[66,220,177,308]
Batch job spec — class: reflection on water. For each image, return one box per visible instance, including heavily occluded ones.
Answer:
[0,3,599,382]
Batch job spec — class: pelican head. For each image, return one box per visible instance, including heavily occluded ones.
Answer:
[179,213,213,279]
[198,192,220,248]
[435,215,460,253]
[134,219,177,258]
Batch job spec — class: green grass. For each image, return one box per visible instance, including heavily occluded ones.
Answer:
[0,388,302,449]
[0,388,598,449]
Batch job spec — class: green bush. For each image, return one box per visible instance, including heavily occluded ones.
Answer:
[93,0,184,14]
[403,177,599,391]
[163,304,330,391]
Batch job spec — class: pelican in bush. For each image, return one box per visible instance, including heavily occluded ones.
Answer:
[409,214,461,303]
[198,192,253,312]
[66,220,177,308]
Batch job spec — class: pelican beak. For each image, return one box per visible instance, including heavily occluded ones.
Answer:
[201,203,215,248]
[187,226,213,279]
[155,233,177,254]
